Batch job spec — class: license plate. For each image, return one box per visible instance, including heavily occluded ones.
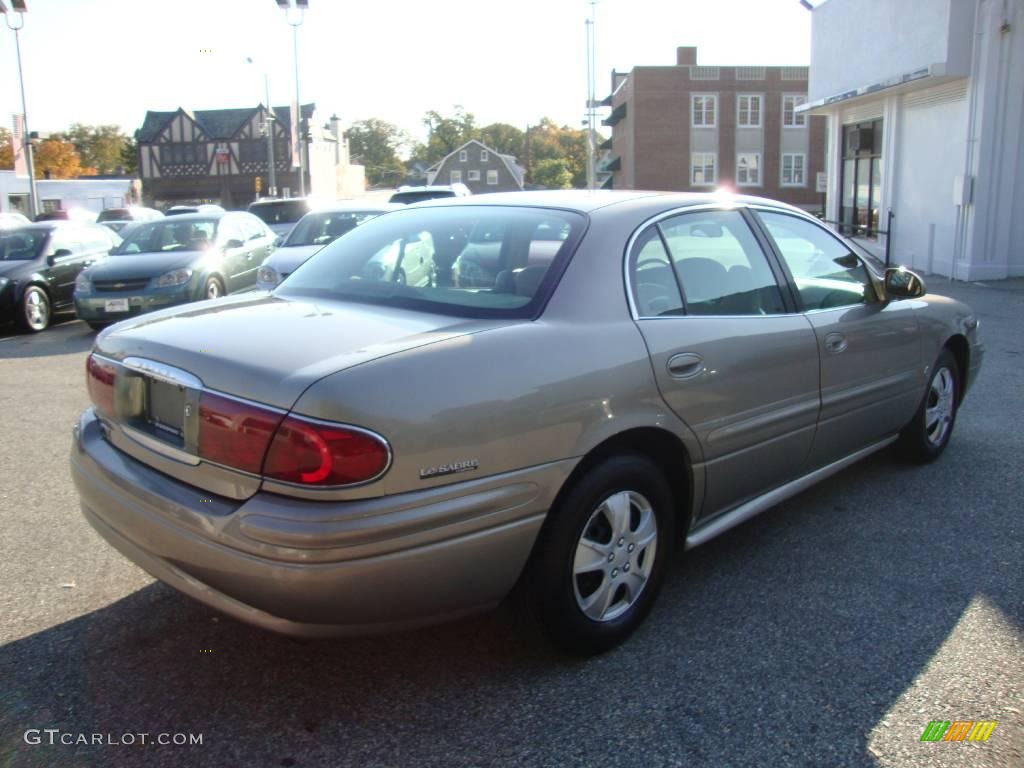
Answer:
[105,299,129,313]
[147,379,186,437]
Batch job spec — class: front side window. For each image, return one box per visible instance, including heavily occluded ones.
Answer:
[783,94,807,127]
[691,153,717,186]
[737,95,762,127]
[782,154,806,186]
[278,206,585,318]
[630,208,782,317]
[450,170,462,184]
[0,229,48,261]
[692,95,717,127]
[736,153,761,186]
[758,211,875,310]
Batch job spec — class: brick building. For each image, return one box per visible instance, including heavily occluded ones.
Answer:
[601,46,826,211]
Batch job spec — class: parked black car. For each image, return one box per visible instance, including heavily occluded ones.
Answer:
[0,222,121,332]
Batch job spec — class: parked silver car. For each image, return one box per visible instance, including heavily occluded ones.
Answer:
[70,191,983,653]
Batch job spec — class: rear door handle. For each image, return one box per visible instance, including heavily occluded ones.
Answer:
[667,352,705,379]
[824,332,848,354]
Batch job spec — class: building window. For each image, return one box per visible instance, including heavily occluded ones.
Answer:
[239,140,269,163]
[459,150,468,162]
[691,95,717,127]
[159,143,202,166]
[840,119,884,236]
[450,170,462,184]
[487,169,499,185]
[783,95,807,127]
[41,199,62,213]
[736,153,761,186]
[781,154,806,186]
[737,95,762,127]
[691,152,717,186]
[467,169,481,181]
[481,150,489,161]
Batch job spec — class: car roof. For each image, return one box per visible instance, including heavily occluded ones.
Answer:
[149,212,226,222]
[407,189,809,215]
[6,220,105,232]
[307,202,403,213]
[250,197,309,205]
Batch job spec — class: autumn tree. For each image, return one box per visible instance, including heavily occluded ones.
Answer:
[526,119,594,188]
[33,138,96,179]
[531,158,573,190]
[120,133,139,175]
[479,123,525,159]
[410,106,480,165]
[0,128,13,170]
[345,118,408,186]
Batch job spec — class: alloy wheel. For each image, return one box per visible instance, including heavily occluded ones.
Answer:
[572,490,658,622]
[23,289,50,331]
[925,366,955,446]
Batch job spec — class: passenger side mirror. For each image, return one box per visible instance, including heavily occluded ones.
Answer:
[884,267,926,299]
[273,235,284,247]
[47,248,72,265]
[223,238,245,250]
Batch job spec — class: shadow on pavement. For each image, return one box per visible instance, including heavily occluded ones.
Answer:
[0,445,1019,768]
[0,319,95,359]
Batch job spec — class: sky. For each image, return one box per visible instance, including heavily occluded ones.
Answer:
[0,0,813,147]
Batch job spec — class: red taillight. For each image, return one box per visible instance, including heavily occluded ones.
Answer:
[263,416,390,486]
[86,354,116,417]
[197,392,284,474]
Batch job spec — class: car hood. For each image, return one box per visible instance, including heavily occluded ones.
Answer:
[86,251,205,280]
[263,244,322,275]
[94,293,505,409]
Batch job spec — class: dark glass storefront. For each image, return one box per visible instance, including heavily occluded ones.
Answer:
[840,119,883,237]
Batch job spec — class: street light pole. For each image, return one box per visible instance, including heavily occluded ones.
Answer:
[246,57,277,197]
[276,0,308,197]
[584,0,598,191]
[2,1,39,218]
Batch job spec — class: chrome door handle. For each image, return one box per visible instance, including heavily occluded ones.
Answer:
[667,352,705,379]
[824,332,848,354]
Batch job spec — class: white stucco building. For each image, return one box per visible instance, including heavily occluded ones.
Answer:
[805,0,1023,280]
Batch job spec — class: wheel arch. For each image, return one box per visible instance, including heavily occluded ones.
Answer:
[548,427,697,545]
[944,334,969,405]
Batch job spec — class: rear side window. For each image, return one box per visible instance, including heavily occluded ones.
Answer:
[628,228,684,317]
[635,209,786,316]
[278,206,585,318]
[757,211,875,310]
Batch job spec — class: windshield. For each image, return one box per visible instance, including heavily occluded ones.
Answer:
[97,209,130,222]
[283,210,382,247]
[389,190,455,205]
[278,206,585,318]
[0,229,48,261]
[249,200,309,225]
[112,218,218,255]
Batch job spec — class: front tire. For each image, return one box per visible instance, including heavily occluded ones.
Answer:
[528,454,674,655]
[899,347,959,462]
[17,286,51,333]
[204,276,225,300]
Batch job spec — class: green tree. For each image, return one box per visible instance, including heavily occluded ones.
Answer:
[120,133,139,176]
[526,119,592,188]
[479,123,524,159]
[0,127,13,170]
[63,123,131,174]
[413,106,479,165]
[531,157,573,189]
[345,118,408,186]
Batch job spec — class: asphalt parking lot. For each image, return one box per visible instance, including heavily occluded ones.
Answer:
[0,278,1021,768]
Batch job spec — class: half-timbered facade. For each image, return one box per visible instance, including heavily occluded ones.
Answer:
[136,104,348,209]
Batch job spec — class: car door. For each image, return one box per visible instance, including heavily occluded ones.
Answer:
[214,217,249,293]
[237,214,274,290]
[753,210,923,467]
[42,229,84,309]
[629,207,821,518]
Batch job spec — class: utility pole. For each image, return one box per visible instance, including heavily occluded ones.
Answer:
[276,0,308,197]
[2,1,39,218]
[585,0,598,191]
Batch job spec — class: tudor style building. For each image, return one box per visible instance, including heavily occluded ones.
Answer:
[427,140,525,194]
[136,104,364,209]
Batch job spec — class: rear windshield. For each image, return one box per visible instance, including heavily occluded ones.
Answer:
[277,206,585,318]
[0,229,47,260]
[284,210,383,247]
[248,200,309,225]
[97,209,130,222]
[113,218,219,255]
[389,190,455,205]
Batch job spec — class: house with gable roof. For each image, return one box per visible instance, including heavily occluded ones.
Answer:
[135,104,364,209]
[427,139,525,194]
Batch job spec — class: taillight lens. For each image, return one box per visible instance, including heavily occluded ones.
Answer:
[197,392,284,474]
[86,354,116,417]
[263,416,390,486]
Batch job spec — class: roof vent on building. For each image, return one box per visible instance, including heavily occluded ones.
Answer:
[736,66,766,80]
[781,66,809,81]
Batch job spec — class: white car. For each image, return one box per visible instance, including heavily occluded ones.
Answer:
[256,203,401,290]
[0,212,32,230]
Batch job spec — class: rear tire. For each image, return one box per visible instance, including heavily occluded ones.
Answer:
[528,454,674,655]
[899,347,959,462]
[17,286,50,333]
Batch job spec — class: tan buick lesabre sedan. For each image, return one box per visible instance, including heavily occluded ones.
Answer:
[70,191,983,653]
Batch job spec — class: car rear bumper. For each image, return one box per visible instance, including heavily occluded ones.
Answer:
[70,409,570,637]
